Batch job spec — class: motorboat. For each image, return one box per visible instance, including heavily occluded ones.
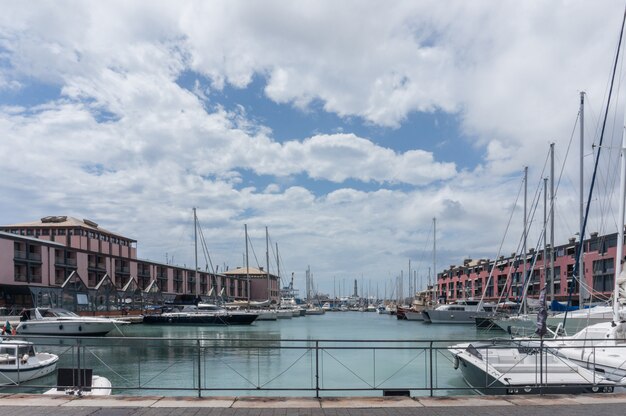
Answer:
[305,306,325,315]
[0,339,58,385]
[16,308,128,336]
[422,300,495,324]
[490,305,626,336]
[448,340,615,395]
[44,368,111,396]
[254,310,278,321]
[143,305,258,325]
[542,319,626,382]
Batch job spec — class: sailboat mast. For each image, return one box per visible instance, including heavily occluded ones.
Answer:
[245,224,250,301]
[540,178,548,300]
[614,123,626,321]
[433,217,437,303]
[523,166,528,315]
[579,92,586,307]
[193,207,198,295]
[266,226,270,302]
[550,143,555,302]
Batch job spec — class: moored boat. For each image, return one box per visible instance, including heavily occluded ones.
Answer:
[16,308,127,336]
[448,341,615,395]
[0,339,58,385]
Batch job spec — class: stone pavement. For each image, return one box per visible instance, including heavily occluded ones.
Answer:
[1,393,625,416]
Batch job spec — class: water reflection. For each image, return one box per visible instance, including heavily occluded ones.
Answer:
[1,312,490,397]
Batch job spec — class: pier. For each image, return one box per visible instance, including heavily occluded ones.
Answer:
[3,392,626,416]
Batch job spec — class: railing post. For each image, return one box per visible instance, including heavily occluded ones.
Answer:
[77,338,82,392]
[315,341,320,398]
[197,339,202,398]
[429,341,434,397]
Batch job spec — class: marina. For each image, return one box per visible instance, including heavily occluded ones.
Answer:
[4,0,626,406]
[1,310,624,398]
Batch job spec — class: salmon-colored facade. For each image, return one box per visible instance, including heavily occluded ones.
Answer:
[436,232,620,305]
[0,216,279,311]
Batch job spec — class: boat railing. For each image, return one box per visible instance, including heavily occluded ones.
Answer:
[0,335,623,397]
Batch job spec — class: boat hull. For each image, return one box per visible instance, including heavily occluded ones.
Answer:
[455,354,613,395]
[427,310,490,324]
[0,353,58,385]
[143,312,258,325]
[16,320,121,336]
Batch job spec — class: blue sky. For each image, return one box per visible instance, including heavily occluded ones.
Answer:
[1,1,625,298]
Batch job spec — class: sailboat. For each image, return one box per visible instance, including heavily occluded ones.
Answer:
[542,129,626,382]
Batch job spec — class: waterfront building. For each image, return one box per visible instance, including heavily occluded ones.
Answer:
[222,267,281,304]
[436,231,620,305]
[0,216,279,312]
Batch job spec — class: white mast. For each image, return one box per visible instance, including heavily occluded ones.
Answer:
[614,122,626,321]
[245,224,250,301]
[433,217,437,303]
[193,207,198,296]
[523,166,528,315]
[265,226,270,302]
[550,143,555,302]
[540,178,549,300]
[579,91,587,307]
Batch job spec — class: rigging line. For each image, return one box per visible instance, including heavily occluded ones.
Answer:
[196,219,215,275]
[412,227,432,288]
[247,231,262,269]
[478,171,524,307]
[565,4,626,327]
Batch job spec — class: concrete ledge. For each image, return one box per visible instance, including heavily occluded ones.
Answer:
[1,393,626,409]
[417,395,513,407]
[321,396,421,408]
[61,395,161,407]
[154,396,236,407]
[0,393,72,407]
[233,397,320,408]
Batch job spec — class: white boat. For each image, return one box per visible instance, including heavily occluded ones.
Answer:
[0,339,58,385]
[275,309,293,319]
[44,368,111,396]
[491,305,625,335]
[448,341,615,395]
[254,310,278,321]
[539,126,626,382]
[422,300,494,324]
[305,306,325,315]
[16,308,128,336]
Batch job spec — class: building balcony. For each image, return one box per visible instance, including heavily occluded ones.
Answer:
[56,257,77,266]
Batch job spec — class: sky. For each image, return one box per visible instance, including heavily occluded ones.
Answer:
[2,0,626,299]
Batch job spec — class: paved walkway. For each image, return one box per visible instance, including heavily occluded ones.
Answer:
[1,393,626,416]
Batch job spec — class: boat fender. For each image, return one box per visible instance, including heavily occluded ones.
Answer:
[59,325,63,330]
[453,356,459,370]
[78,326,82,332]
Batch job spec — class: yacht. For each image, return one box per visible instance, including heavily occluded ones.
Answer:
[422,300,494,324]
[143,305,258,325]
[448,340,615,395]
[16,308,128,336]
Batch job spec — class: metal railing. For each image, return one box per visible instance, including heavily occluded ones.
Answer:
[1,335,624,397]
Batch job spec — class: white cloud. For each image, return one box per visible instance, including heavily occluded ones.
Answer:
[0,1,624,294]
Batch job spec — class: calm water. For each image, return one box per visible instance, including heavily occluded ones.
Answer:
[13,312,495,397]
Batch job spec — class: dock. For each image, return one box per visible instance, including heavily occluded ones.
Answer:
[2,393,626,416]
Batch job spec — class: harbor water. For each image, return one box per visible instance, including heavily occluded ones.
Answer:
[9,312,495,397]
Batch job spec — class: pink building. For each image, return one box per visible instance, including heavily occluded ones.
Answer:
[0,216,278,311]
[436,231,620,305]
